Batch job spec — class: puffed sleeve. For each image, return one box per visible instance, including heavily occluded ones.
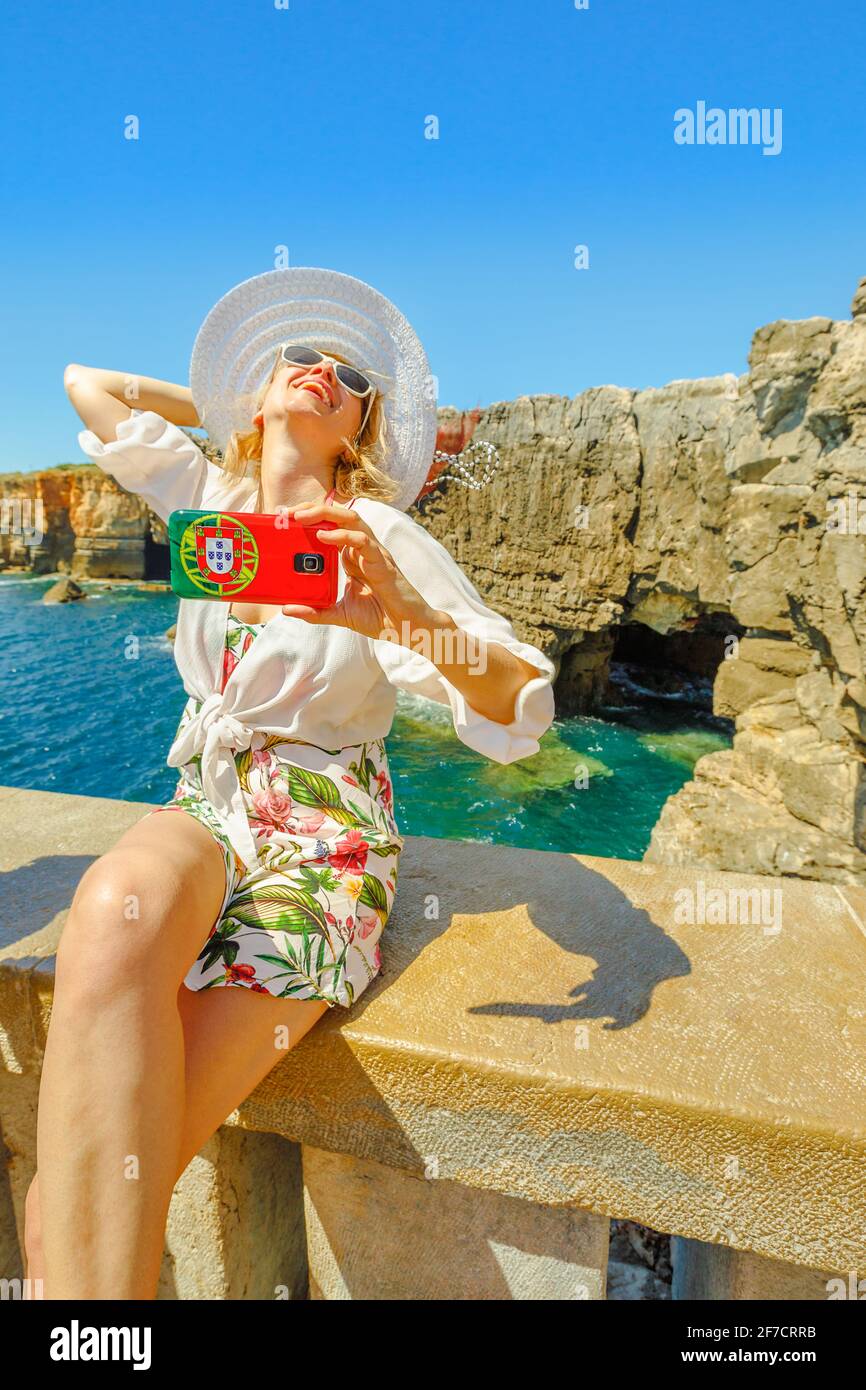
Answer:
[359,500,557,764]
[77,408,253,522]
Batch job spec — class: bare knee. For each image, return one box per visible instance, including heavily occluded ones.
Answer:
[55,849,189,1004]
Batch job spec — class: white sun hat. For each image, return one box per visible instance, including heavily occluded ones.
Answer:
[189,266,441,511]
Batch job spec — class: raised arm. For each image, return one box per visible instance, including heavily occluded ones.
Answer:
[71,369,249,524]
[64,364,200,444]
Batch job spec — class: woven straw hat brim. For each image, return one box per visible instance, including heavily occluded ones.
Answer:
[189,267,439,511]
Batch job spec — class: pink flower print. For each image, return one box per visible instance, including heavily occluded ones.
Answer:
[342,774,360,788]
[328,828,369,875]
[250,786,295,837]
[290,807,327,834]
[375,770,393,810]
[356,905,380,939]
[372,943,382,971]
[221,646,239,693]
[252,747,273,769]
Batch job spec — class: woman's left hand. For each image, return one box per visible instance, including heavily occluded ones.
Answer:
[281,501,438,641]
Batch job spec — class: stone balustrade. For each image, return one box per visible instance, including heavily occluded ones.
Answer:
[1,785,864,1299]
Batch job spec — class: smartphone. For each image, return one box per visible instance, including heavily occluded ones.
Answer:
[168,509,339,608]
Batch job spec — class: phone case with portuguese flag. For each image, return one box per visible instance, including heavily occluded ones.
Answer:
[167,509,339,608]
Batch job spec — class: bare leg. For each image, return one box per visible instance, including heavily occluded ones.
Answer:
[33,809,328,1299]
[25,974,329,1297]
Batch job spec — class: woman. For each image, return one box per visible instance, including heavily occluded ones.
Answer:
[25,268,556,1299]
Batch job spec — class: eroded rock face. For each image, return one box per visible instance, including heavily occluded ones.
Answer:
[415,387,643,713]
[644,297,866,884]
[0,466,157,579]
[417,280,866,885]
[419,388,642,641]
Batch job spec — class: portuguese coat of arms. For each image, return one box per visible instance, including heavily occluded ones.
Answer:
[195,523,243,583]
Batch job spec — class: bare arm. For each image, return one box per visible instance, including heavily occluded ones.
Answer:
[64,364,200,445]
[410,607,547,725]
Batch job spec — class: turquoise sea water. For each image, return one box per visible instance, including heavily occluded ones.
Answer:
[0,576,731,861]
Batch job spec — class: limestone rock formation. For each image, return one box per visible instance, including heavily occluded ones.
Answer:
[415,387,643,709]
[416,278,866,885]
[42,576,85,604]
[643,293,866,884]
[0,465,160,579]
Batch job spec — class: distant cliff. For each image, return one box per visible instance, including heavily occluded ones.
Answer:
[0,465,165,578]
[4,277,866,885]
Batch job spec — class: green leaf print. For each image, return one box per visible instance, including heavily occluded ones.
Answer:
[199,936,239,972]
[256,930,348,999]
[347,751,375,794]
[228,883,329,934]
[236,747,254,792]
[344,798,380,828]
[297,863,342,894]
[359,872,389,922]
[260,840,305,870]
[286,765,359,827]
[255,953,300,970]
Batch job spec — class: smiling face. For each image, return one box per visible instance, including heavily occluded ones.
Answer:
[255,350,365,462]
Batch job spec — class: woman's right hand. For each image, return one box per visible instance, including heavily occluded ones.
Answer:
[64,364,200,444]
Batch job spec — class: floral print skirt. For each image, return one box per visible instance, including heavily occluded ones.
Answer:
[149,615,404,1010]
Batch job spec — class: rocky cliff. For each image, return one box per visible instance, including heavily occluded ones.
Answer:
[0,465,165,578]
[417,277,866,885]
[4,278,866,884]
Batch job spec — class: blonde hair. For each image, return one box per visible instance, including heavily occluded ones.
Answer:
[218,347,402,503]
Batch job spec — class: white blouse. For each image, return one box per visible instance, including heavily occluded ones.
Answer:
[78,409,557,867]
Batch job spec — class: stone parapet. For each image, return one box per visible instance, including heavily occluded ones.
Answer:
[1,786,864,1299]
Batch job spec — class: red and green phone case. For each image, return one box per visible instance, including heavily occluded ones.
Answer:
[167,509,339,608]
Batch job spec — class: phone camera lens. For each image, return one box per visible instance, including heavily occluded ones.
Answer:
[294,552,325,574]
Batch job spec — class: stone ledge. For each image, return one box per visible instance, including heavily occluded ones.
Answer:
[2,784,865,1276]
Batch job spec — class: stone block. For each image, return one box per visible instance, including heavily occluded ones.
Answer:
[303,1145,608,1300]
[672,1236,840,1300]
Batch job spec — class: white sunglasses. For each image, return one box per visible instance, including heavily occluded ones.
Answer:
[279,343,388,435]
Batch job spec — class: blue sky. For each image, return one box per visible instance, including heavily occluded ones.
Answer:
[2,0,864,470]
